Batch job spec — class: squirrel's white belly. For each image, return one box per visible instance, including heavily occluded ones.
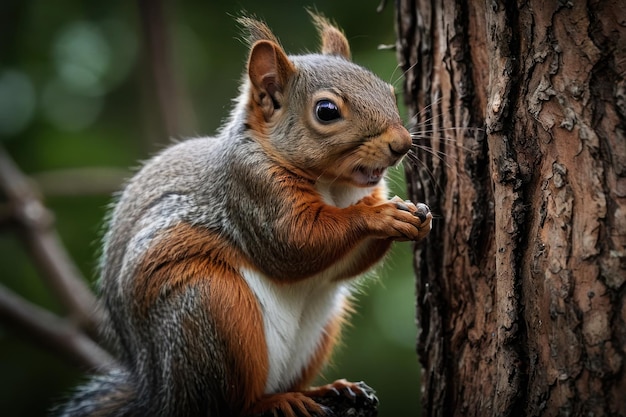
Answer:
[239,267,350,393]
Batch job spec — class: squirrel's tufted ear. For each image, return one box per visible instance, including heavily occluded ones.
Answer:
[237,16,281,46]
[248,40,296,120]
[309,12,351,60]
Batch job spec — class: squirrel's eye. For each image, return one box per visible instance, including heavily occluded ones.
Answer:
[315,100,341,123]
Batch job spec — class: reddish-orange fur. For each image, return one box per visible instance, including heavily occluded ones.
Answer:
[133,224,268,414]
[273,176,398,280]
[204,264,268,414]
[249,392,322,417]
[133,223,249,313]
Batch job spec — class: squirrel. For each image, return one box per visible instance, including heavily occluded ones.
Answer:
[55,12,432,417]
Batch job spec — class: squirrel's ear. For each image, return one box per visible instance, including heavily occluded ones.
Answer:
[248,40,295,120]
[310,12,351,60]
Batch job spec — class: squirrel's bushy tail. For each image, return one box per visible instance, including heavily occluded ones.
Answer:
[53,369,138,417]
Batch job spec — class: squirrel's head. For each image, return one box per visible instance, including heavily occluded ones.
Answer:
[238,13,411,187]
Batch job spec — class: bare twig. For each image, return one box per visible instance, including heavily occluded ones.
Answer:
[0,284,114,371]
[0,146,103,335]
[32,167,129,197]
[0,0,193,379]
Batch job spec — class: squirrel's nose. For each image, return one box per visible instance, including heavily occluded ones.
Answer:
[387,125,412,157]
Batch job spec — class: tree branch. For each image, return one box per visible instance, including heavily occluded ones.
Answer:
[31,167,129,197]
[0,283,114,371]
[0,146,104,335]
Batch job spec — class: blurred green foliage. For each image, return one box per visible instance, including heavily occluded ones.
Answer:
[0,1,420,416]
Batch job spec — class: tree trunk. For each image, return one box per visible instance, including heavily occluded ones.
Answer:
[395,1,626,416]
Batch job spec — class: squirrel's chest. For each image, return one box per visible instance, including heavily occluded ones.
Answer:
[314,181,377,208]
[240,267,350,394]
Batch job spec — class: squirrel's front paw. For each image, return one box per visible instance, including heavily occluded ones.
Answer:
[366,196,432,241]
[390,196,431,223]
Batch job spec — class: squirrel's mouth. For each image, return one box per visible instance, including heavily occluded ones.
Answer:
[352,166,386,186]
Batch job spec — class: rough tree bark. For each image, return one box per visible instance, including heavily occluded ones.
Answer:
[395,1,626,416]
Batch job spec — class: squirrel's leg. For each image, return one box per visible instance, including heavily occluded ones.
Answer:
[131,224,271,415]
[198,271,269,415]
[131,269,269,416]
[247,393,324,417]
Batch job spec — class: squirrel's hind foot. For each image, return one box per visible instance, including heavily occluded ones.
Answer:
[251,380,378,417]
[306,379,379,417]
[251,391,326,417]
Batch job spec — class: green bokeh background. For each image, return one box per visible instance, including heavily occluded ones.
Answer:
[0,1,421,416]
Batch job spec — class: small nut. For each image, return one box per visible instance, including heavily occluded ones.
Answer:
[415,203,430,222]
